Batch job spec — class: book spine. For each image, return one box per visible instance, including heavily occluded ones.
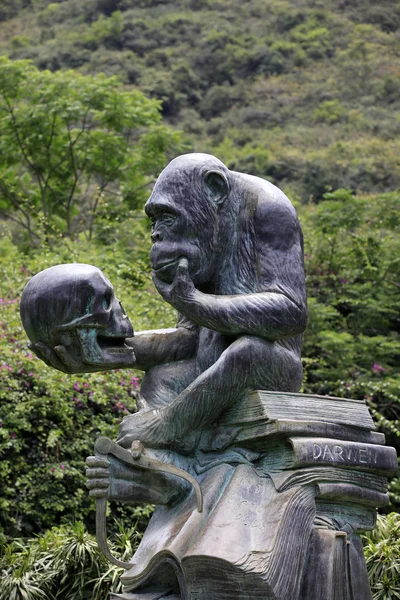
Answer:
[230,420,385,447]
[315,483,389,507]
[289,437,398,476]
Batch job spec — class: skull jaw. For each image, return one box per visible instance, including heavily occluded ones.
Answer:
[75,328,135,368]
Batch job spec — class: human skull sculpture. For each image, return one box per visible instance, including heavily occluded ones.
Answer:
[20,263,134,368]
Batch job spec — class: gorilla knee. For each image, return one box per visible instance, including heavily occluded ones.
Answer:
[229,338,303,393]
[216,336,260,386]
[262,346,303,393]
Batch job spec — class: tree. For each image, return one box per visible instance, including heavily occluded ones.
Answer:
[0,57,183,247]
[300,189,400,506]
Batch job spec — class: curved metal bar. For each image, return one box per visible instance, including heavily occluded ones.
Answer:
[95,495,132,569]
[94,436,203,569]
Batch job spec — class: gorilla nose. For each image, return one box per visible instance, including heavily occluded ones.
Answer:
[151,231,162,242]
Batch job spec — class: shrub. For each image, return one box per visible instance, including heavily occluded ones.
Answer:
[362,513,400,600]
[313,99,346,124]
[0,57,183,247]
[300,189,400,507]
[0,234,175,540]
[0,521,142,600]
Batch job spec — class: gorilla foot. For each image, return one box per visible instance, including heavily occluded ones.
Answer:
[117,409,199,453]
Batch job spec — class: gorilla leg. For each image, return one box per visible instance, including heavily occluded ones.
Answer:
[167,335,303,435]
[140,358,198,409]
[117,336,302,449]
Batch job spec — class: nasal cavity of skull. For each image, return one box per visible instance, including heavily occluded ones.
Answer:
[102,291,113,311]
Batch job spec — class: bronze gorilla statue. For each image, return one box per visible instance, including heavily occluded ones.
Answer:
[21,155,393,600]
[119,152,307,449]
[24,153,306,452]
[21,154,308,599]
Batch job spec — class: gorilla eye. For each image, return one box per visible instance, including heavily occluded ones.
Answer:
[161,213,176,226]
[157,212,176,227]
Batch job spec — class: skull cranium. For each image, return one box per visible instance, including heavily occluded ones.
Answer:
[20,263,134,367]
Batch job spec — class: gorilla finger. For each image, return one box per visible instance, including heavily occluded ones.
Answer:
[177,257,189,274]
[86,468,109,479]
[86,478,110,490]
[86,456,109,468]
[89,489,109,498]
[35,342,68,372]
[130,439,144,460]
[152,272,169,295]
[54,345,81,371]
[29,343,44,360]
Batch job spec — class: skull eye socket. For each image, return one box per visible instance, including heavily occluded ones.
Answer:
[102,292,112,311]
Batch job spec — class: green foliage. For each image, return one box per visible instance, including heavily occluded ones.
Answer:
[0,521,141,600]
[0,232,175,539]
[299,189,400,506]
[9,36,32,50]
[1,0,399,199]
[87,11,124,49]
[0,56,184,248]
[313,99,346,124]
[362,513,400,600]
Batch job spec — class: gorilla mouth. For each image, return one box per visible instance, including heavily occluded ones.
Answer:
[153,258,181,273]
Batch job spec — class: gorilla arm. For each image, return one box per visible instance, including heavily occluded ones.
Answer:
[155,269,306,341]
[153,200,306,341]
[35,317,198,374]
[125,315,199,371]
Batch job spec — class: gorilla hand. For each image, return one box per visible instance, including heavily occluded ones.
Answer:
[86,453,148,503]
[30,340,95,374]
[30,330,136,374]
[86,447,192,505]
[152,258,197,315]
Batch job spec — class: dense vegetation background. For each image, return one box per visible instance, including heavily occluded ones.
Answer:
[2,0,400,201]
[0,0,399,598]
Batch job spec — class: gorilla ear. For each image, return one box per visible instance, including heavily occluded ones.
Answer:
[204,170,229,207]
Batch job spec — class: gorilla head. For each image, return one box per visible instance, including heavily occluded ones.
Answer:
[145,154,231,289]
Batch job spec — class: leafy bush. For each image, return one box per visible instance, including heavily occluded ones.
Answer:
[1,0,400,198]
[0,56,183,247]
[362,513,400,600]
[0,521,142,600]
[299,189,400,506]
[0,232,175,540]
[313,99,346,124]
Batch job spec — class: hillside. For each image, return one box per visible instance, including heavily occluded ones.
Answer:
[1,0,400,201]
